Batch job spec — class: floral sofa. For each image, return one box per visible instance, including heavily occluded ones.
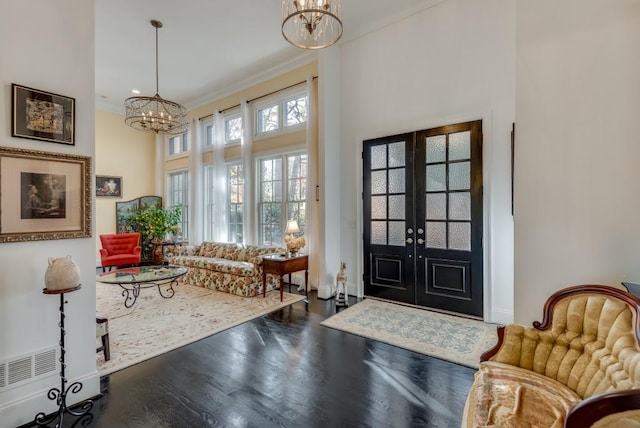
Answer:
[462,285,640,428]
[167,241,284,297]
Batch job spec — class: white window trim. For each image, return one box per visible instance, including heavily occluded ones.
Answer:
[201,118,214,152]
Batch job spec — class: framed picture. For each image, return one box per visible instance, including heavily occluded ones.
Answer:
[12,84,75,146]
[96,175,122,197]
[0,146,91,243]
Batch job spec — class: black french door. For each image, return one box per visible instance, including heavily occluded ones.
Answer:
[363,120,483,317]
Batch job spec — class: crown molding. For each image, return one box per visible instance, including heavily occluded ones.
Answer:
[184,51,317,111]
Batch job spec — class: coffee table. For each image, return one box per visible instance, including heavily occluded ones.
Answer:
[96,265,187,308]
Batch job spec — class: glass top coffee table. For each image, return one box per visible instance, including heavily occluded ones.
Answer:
[97,265,187,308]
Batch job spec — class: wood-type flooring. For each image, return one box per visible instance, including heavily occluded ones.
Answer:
[33,290,477,428]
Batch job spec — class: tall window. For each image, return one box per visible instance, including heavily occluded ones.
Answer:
[168,170,189,240]
[168,133,189,155]
[203,165,215,240]
[227,163,243,243]
[258,152,307,246]
[255,92,308,137]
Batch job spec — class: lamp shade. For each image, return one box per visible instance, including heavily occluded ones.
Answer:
[285,220,300,234]
[281,0,343,49]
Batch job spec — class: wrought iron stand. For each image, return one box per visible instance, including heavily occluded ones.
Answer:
[34,285,94,428]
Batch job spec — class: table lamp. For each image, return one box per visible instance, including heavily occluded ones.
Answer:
[284,220,303,257]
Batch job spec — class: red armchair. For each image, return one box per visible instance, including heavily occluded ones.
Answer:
[99,233,142,272]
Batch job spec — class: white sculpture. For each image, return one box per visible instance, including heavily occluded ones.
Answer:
[44,255,80,291]
[336,261,348,307]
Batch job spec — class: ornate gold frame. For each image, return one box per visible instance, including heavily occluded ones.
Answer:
[0,146,92,243]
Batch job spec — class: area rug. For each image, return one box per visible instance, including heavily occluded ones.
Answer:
[320,298,498,369]
[96,282,305,375]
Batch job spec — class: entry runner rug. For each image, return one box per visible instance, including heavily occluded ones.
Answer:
[321,298,498,369]
[96,282,305,376]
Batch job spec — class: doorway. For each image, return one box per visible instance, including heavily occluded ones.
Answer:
[363,120,483,317]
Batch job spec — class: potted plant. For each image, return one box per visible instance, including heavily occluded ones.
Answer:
[123,206,182,261]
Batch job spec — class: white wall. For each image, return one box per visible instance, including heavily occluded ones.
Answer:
[514,0,640,324]
[335,0,516,322]
[0,2,98,427]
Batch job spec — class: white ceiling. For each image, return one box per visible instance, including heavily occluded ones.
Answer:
[95,0,445,112]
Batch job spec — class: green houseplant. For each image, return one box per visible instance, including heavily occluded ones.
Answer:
[123,206,182,261]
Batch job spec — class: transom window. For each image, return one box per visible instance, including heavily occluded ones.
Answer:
[225,114,242,144]
[255,91,308,137]
[168,133,189,156]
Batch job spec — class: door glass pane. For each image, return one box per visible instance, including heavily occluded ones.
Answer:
[371,221,387,245]
[426,135,446,163]
[371,145,387,169]
[426,193,446,220]
[449,162,470,190]
[388,142,405,167]
[371,170,387,194]
[388,169,405,194]
[388,221,406,247]
[388,195,405,219]
[426,221,446,249]
[371,196,387,219]
[449,131,470,161]
[426,165,446,191]
[449,192,471,221]
[449,222,471,251]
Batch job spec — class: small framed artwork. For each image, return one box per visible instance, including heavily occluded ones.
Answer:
[12,84,75,146]
[96,175,122,197]
[0,146,92,243]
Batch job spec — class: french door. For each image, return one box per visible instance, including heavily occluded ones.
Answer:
[363,120,483,317]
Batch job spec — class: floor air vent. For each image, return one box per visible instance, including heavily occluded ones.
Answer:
[0,347,57,390]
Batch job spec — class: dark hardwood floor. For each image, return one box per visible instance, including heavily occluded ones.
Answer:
[35,289,476,428]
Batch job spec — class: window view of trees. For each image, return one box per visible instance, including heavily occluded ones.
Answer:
[227,163,243,243]
[225,116,242,143]
[285,96,307,127]
[258,105,279,133]
[259,153,307,246]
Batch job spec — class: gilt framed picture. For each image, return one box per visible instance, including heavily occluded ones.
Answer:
[0,146,92,243]
[12,84,75,146]
[96,175,122,197]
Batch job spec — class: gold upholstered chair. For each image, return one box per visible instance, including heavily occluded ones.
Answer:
[462,285,640,428]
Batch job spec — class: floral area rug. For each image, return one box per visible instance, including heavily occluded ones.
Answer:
[96,282,305,376]
[320,298,498,369]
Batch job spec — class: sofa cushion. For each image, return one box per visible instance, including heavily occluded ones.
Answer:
[170,256,255,277]
[197,242,242,259]
[238,245,284,265]
[463,361,581,428]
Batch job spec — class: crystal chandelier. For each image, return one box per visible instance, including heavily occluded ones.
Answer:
[124,20,188,135]
[281,0,343,50]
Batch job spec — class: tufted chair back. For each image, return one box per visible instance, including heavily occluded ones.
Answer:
[486,285,640,399]
[99,233,142,271]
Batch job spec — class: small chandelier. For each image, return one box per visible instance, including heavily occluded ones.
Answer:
[281,0,343,50]
[124,20,188,135]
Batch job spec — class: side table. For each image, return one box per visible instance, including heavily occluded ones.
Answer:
[262,254,309,303]
[151,240,185,264]
[34,285,94,427]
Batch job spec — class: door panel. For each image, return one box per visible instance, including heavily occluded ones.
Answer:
[363,121,483,317]
[363,134,415,304]
[415,120,483,317]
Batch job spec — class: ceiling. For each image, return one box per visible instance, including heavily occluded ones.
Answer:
[95,0,444,112]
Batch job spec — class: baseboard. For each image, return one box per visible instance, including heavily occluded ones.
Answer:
[0,371,100,428]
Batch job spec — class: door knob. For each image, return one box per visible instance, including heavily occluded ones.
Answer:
[406,238,413,244]
[417,238,424,245]
[417,228,424,234]
[407,228,414,234]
